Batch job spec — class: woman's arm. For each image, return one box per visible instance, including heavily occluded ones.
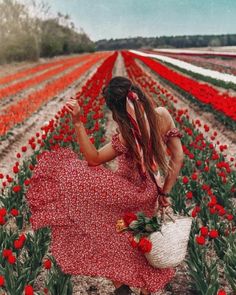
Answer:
[74,121,99,165]
[74,121,126,166]
[65,97,122,166]
[161,137,184,194]
[155,107,184,195]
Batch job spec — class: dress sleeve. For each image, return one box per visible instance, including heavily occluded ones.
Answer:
[111,132,129,155]
[163,127,183,145]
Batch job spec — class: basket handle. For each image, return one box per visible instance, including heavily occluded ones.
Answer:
[162,211,176,224]
[154,195,176,224]
[156,207,176,224]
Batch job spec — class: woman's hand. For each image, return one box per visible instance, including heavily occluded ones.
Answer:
[155,194,173,215]
[64,97,81,123]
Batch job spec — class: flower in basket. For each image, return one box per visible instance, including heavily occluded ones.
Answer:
[128,235,152,253]
[128,220,139,229]
[116,211,163,254]
[123,212,138,226]
[116,219,127,233]
[138,237,152,253]
[128,236,139,248]
[116,212,138,232]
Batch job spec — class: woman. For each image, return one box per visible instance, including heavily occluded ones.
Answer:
[26,76,184,295]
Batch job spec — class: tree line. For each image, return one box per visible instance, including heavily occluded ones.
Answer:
[0,0,95,64]
[95,34,236,51]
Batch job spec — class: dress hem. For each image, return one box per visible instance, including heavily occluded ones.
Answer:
[51,244,176,293]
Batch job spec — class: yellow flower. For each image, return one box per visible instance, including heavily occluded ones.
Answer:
[116,219,127,233]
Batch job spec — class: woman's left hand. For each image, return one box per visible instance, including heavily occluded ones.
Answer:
[64,97,81,123]
[159,194,172,207]
[155,194,173,215]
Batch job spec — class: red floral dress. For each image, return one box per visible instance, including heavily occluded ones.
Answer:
[25,127,182,293]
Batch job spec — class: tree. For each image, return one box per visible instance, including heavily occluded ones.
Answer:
[0,0,95,63]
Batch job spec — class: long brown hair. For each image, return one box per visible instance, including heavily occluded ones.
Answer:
[102,76,171,177]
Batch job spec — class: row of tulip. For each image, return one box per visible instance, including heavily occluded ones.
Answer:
[159,58,236,94]
[0,55,87,86]
[122,50,236,295]
[144,50,236,76]
[0,51,118,294]
[0,52,110,137]
[129,51,236,130]
[142,50,236,93]
[0,54,98,100]
[153,49,236,58]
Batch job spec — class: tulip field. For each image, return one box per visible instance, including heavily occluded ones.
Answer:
[130,50,236,129]
[0,49,236,295]
[0,52,110,137]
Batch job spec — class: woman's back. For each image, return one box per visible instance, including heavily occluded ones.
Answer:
[110,113,182,191]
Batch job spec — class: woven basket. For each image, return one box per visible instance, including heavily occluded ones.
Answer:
[144,212,193,268]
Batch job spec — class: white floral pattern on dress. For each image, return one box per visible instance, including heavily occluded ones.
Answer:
[25,127,182,293]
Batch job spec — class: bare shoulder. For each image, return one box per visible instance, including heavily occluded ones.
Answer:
[154,106,171,119]
[154,106,175,131]
[154,106,168,115]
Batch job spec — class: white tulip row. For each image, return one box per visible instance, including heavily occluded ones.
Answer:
[129,49,236,85]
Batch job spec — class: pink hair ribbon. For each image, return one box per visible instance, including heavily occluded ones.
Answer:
[126,90,159,180]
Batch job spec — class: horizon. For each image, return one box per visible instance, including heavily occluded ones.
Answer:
[95,32,236,42]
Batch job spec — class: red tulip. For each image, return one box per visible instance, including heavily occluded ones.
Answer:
[138,237,152,253]
[196,235,205,245]
[209,229,219,239]
[0,207,7,216]
[217,289,226,295]
[129,237,138,248]
[186,191,193,199]
[24,285,34,295]
[12,185,21,193]
[10,208,19,216]
[226,214,233,221]
[123,212,138,226]
[200,226,208,236]
[8,254,16,264]
[2,249,12,258]
[0,275,4,286]
[182,176,189,184]
[43,258,52,269]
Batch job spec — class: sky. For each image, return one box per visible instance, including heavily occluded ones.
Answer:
[31,0,236,41]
